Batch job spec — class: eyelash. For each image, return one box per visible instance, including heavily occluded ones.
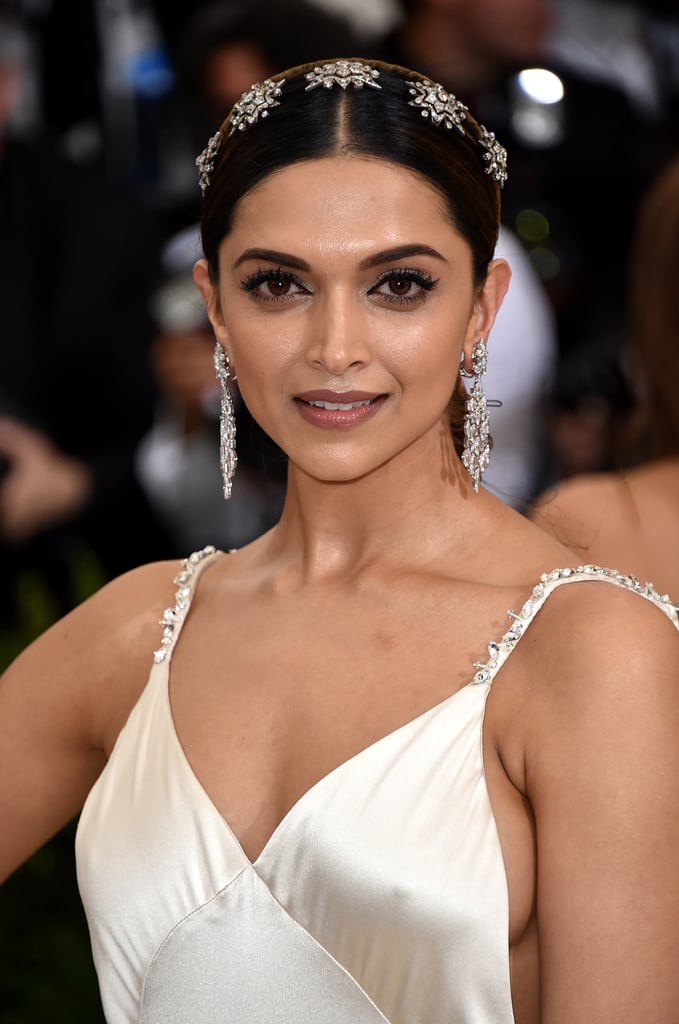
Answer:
[368,268,439,305]
[240,268,309,303]
[238,266,440,306]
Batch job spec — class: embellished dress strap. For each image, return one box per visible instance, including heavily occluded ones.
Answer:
[153,545,225,664]
[472,564,679,688]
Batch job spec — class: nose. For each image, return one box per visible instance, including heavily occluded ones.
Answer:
[305,290,370,375]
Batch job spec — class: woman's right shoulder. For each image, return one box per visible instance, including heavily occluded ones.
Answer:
[77,549,229,674]
[1,551,224,756]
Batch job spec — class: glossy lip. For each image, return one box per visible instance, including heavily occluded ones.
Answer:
[294,389,388,431]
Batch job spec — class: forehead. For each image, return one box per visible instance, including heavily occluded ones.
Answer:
[228,156,458,245]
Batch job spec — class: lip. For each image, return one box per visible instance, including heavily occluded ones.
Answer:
[294,390,387,430]
[296,389,382,403]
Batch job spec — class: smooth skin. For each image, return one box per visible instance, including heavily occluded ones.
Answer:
[2,157,678,1024]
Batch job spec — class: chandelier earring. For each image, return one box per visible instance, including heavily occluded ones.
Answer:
[460,338,490,493]
[213,342,238,499]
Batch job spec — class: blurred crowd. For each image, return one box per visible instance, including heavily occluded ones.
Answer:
[1,0,679,644]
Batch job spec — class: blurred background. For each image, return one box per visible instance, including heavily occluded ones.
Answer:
[0,0,678,1018]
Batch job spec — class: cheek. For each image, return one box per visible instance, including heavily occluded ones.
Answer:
[376,312,464,385]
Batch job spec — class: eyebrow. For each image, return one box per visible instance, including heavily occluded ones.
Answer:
[232,248,310,271]
[232,243,448,272]
[359,244,448,268]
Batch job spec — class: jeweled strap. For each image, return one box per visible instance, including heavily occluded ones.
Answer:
[472,565,679,687]
[153,545,226,664]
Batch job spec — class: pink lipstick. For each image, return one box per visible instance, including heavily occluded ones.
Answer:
[295,390,387,430]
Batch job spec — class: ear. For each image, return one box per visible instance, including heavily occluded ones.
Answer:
[193,259,230,344]
[461,257,511,366]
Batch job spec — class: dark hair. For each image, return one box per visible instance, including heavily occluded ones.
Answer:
[199,58,504,454]
[619,155,679,461]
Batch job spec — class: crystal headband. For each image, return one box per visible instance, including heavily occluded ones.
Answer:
[196,60,508,193]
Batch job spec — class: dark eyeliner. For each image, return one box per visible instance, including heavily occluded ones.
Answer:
[371,268,438,290]
[239,267,307,293]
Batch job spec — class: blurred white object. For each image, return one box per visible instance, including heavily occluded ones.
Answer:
[481,226,558,507]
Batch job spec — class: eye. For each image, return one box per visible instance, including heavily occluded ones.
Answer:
[240,267,311,303]
[368,268,439,306]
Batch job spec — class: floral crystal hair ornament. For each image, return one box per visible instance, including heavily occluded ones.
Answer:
[195,78,286,193]
[228,77,286,134]
[195,60,508,193]
[478,126,508,188]
[195,131,223,194]
[304,60,381,91]
[407,77,508,188]
[407,79,468,134]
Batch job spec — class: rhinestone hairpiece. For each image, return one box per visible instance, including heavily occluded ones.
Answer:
[195,78,285,193]
[304,60,381,91]
[407,77,507,187]
[196,131,222,194]
[479,126,508,188]
[407,80,468,134]
[196,62,508,192]
[229,77,285,135]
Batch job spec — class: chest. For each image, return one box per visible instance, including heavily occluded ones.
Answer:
[167,584,512,855]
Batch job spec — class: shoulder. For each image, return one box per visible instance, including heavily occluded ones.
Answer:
[531,572,678,681]
[2,552,224,754]
[492,568,678,770]
[512,573,678,763]
[528,472,632,551]
[71,547,227,674]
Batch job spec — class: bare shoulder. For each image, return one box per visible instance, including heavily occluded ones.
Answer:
[507,576,679,777]
[1,557,188,751]
[529,574,678,693]
[528,472,631,549]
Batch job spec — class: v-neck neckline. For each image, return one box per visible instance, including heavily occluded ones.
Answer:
[162,670,482,868]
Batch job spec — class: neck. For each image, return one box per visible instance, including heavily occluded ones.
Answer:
[258,421,497,585]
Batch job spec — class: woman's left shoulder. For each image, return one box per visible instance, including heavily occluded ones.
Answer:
[523,570,678,713]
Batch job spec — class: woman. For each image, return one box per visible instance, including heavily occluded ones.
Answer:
[1,59,678,1024]
[529,155,679,599]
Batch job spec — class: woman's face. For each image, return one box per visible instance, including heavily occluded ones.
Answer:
[195,156,509,485]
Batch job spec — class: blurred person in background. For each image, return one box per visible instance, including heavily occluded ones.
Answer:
[0,13,172,652]
[529,155,679,600]
[376,0,677,488]
[0,12,169,653]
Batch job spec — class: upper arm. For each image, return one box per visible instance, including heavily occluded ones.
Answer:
[524,587,679,1022]
[0,559,177,883]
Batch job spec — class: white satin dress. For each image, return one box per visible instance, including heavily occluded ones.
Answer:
[75,547,679,1023]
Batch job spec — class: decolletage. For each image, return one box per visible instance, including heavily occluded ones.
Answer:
[75,548,679,1024]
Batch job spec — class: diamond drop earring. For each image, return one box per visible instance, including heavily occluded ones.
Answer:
[460,339,490,493]
[213,342,238,499]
